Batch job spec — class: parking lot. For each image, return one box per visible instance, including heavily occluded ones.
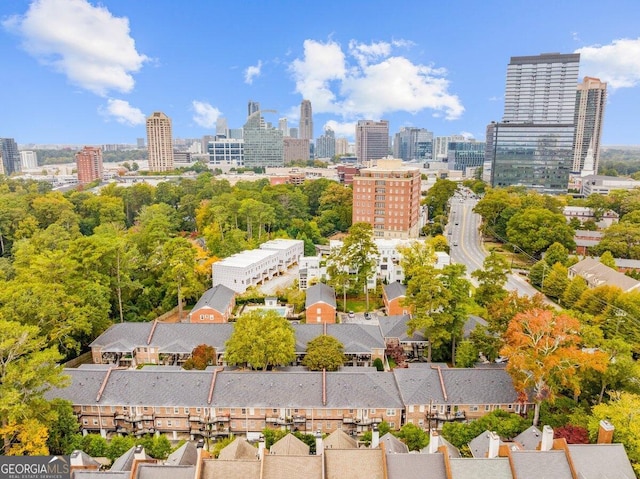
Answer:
[339,310,380,324]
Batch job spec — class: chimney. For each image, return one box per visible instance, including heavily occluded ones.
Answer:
[134,445,145,461]
[487,432,500,459]
[597,420,615,444]
[540,425,554,451]
[428,429,440,454]
[315,430,323,455]
[371,425,380,449]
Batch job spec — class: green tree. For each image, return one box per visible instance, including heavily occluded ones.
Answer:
[588,393,640,475]
[596,222,640,259]
[337,222,379,310]
[561,276,588,309]
[80,434,109,458]
[599,250,617,269]
[455,340,479,367]
[471,251,510,306]
[0,321,67,455]
[154,237,203,321]
[107,435,135,461]
[45,399,80,455]
[440,263,472,363]
[542,263,569,300]
[442,409,529,451]
[302,335,347,371]
[225,310,296,370]
[396,423,429,451]
[506,207,575,257]
[544,242,569,267]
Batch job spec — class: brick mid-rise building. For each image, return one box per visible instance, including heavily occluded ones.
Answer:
[352,159,421,239]
[75,146,103,184]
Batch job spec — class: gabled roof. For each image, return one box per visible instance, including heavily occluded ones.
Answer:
[513,426,542,451]
[324,448,385,479]
[386,453,447,479]
[262,455,322,479]
[568,444,636,479]
[70,450,101,468]
[191,284,235,314]
[164,441,198,466]
[218,437,258,461]
[89,323,152,350]
[201,459,261,479]
[305,283,337,309]
[463,315,487,338]
[292,324,386,353]
[383,282,406,301]
[569,257,640,292]
[148,323,234,353]
[509,450,573,479]
[323,428,358,449]
[136,464,195,479]
[449,457,513,479]
[270,433,310,455]
[378,315,425,342]
[469,431,505,458]
[110,446,154,471]
[380,432,408,454]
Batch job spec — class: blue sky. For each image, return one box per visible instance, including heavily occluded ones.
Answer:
[1,0,640,146]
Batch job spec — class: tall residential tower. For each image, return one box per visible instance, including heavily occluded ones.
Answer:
[573,77,607,175]
[0,138,21,175]
[299,100,313,140]
[75,146,103,184]
[146,111,174,172]
[356,120,389,165]
[485,53,580,194]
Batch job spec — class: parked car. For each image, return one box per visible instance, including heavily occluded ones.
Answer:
[348,311,355,319]
[364,312,371,320]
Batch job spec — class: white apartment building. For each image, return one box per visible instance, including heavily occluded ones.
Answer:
[298,256,325,290]
[212,239,304,293]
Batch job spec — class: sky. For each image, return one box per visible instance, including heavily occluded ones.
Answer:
[1,0,640,146]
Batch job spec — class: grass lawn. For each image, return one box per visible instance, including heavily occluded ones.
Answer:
[337,296,382,313]
[484,242,533,269]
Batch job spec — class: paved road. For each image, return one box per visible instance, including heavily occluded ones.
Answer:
[258,265,299,295]
[448,196,543,299]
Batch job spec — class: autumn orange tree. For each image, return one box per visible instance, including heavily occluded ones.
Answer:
[500,309,607,426]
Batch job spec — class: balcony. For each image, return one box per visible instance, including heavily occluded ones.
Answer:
[189,416,203,422]
[293,415,306,423]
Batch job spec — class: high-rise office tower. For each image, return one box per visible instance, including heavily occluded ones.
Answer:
[485,53,580,194]
[0,138,21,175]
[299,100,313,140]
[316,127,336,158]
[146,111,174,172]
[447,140,485,174]
[248,100,260,118]
[278,118,289,136]
[393,127,434,161]
[243,111,284,168]
[352,159,422,239]
[356,120,390,164]
[283,138,310,163]
[572,77,607,175]
[20,150,38,169]
[216,117,229,138]
[335,138,349,156]
[433,135,466,161]
[75,146,103,184]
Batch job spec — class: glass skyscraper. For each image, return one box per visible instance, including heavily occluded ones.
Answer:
[0,138,21,175]
[243,111,284,168]
[487,53,580,194]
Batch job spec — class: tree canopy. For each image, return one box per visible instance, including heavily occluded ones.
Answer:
[302,335,347,371]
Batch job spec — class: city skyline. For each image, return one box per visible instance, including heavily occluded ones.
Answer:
[1,0,640,145]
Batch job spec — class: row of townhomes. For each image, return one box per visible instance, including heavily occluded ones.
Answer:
[90,316,428,368]
[50,364,529,441]
[67,421,635,479]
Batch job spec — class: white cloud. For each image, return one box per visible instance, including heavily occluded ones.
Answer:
[571,31,581,42]
[3,0,148,96]
[192,101,221,128]
[488,96,501,102]
[323,120,357,138]
[459,131,475,140]
[289,38,463,121]
[244,60,263,84]
[576,38,640,89]
[100,99,145,126]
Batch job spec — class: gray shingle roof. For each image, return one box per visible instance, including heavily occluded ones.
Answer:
[380,432,408,454]
[325,372,404,408]
[383,282,406,301]
[568,444,636,479]
[469,431,505,458]
[70,450,101,468]
[386,453,447,479]
[270,434,310,455]
[393,367,520,406]
[110,446,153,471]
[136,465,195,479]
[569,257,640,292]
[305,283,336,309]
[449,457,513,479]
[262,455,322,479]
[191,284,235,315]
[164,441,198,466]
[89,323,152,350]
[513,426,542,451]
[149,323,234,353]
[463,315,487,338]
[292,324,385,353]
[510,450,573,479]
[378,315,425,342]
